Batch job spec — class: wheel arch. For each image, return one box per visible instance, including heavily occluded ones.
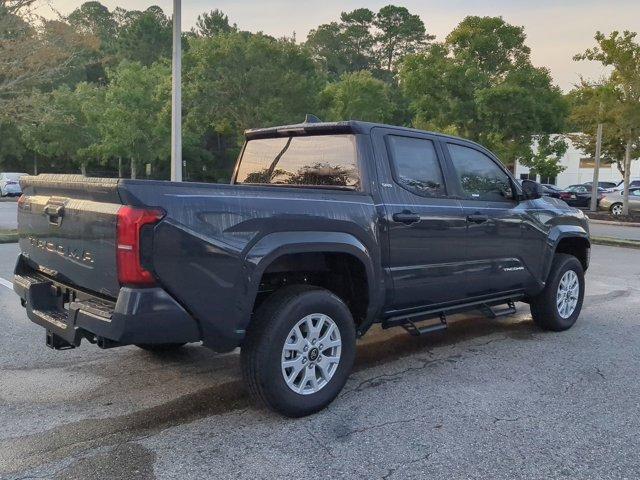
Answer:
[242,231,383,335]
[543,226,591,281]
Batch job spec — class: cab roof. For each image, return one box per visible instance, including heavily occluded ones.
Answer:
[244,120,476,146]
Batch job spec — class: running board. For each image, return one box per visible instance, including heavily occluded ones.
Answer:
[382,295,522,337]
[401,314,447,337]
[481,301,517,319]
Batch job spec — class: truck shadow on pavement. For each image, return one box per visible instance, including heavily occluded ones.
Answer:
[0,313,539,475]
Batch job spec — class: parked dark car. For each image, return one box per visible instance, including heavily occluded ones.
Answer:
[13,120,590,417]
[583,181,617,193]
[540,184,564,199]
[563,184,605,207]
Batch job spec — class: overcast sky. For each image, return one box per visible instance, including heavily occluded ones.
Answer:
[39,0,640,91]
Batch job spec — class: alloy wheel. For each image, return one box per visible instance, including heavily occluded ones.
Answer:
[281,313,342,395]
[556,270,579,319]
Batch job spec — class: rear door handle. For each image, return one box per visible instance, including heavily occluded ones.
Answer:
[392,211,420,224]
[466,213,489,224]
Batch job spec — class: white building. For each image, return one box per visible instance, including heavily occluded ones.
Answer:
[514,135,640,188]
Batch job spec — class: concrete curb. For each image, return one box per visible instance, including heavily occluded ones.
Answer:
[0,230,18,243]
[591,236,640,249]
[588,219,640,228]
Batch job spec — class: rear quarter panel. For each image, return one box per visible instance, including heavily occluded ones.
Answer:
[120,181,381,350]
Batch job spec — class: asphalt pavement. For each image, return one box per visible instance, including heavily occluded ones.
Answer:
[0,242,639,479]
[0,201,17,230]
[589,222,640,241]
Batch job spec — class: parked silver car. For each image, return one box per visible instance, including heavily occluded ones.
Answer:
[599,188,640,216]
[0,172,27,197]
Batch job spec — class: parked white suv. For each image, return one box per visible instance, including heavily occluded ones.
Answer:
[613,179,640,192]
[0,172,27,197]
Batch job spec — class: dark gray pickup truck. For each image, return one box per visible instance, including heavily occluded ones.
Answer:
[13,120,590,417]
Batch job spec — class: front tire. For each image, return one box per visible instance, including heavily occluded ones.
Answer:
[530,253,585,331]
[241,285,356,417]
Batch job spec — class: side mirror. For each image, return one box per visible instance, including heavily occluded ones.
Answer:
[521,179,543,200]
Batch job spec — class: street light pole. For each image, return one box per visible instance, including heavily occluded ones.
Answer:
[170,0,182,182]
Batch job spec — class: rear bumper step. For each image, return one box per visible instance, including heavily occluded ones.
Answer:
[14,259,201,349]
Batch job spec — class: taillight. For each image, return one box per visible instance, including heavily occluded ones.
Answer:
[116,206,165,286]
[559,192,571,200]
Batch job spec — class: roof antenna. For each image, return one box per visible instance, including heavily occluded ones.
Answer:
[304,114,322,124]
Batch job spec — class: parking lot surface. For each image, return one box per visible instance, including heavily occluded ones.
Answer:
[0,243,639,479]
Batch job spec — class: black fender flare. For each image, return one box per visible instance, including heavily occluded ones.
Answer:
[241,231,383,334]
[541,225,591,283]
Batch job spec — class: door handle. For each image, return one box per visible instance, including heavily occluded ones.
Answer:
[466,213,489,224]
[392,211,420,224]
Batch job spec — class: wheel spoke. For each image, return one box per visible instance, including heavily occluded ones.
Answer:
[282,356,305,385]
[317,357,330,378]
[284,325,306,353]
[319,323,339,347]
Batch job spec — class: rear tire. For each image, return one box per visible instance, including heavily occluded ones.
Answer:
[530,253,584,331]
[135,343,186,352]
[610,203,623,216]
[241,285,356,417]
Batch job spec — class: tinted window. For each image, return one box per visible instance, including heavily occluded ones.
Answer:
[236,135,359,188]
[386,136,445,197]
[447,144,513,202]
[567,185,588,193]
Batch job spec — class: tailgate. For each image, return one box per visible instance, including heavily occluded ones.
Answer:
[18,175,123,298]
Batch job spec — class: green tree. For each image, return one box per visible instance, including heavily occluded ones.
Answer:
[1,2,98,120]
[184,31,323,172]
[97,61,170,178]
[400,16,568,169]
[306,22,350,78]
[306,6,429,77]
[568,80,634,177]
[445,15,530,77]
[339,8,376,72]
[114,6,172,65]
[67,1,116,47]
[21,84,102,174]
[575,31,640,215]
[194,9,236,37]
[374,5,432,71]
[526,135,568,181]
[321,71,393,123]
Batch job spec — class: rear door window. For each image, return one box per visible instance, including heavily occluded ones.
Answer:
[385,135,446,197]
[236,135,359,188]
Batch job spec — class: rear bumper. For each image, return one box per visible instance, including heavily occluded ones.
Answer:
[13,261,201,349]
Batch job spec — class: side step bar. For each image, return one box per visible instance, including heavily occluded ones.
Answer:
[480,301,516,319]
[401,314,447,337]
[382,295,522,337]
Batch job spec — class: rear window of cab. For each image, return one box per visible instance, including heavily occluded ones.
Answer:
[235,135,359,189]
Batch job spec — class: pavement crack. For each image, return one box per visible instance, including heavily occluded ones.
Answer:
[381,449,439,479]
[343,354,462,397]
[337,413,432,440]
[305,424,334,457]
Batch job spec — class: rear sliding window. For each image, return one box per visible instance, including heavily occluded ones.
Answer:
[236,135,359,188]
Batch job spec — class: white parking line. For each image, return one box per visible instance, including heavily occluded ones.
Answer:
[0,277,13,290]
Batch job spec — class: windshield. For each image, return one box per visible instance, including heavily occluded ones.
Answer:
[236,135,359,189]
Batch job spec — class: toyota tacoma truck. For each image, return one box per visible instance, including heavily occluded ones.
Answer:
[13,120,590,417]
